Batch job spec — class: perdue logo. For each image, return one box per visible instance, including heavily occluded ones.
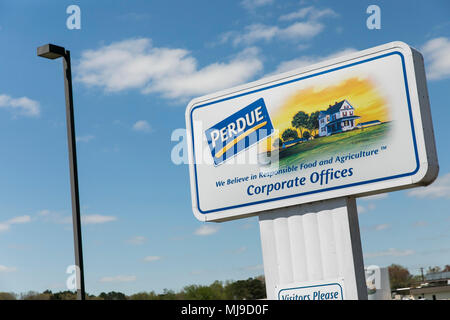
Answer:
[205,98,274,166]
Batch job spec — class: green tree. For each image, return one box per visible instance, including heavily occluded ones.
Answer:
[291,111,309,138]
[225,277,266,300]
[21,291,52,300]
[245,277,266,299]
[0,292,17,300]
[99,291,127,300]
[5,276,267,300]
[281,128,299,142]
[48,290,77,300]
[307,111,320,137]
[302,131,311,140]
[159,289,178,300]
[129,291,159,300]
[388,264,413,289]
[182,281,227,300]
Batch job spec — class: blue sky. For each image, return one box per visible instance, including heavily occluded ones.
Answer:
[0,0,449,295]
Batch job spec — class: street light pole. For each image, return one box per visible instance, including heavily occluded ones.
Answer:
[37,44,86,300]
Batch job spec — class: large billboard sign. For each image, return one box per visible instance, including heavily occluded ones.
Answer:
[186,41,438,222]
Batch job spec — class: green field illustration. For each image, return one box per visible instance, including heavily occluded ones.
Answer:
[276,122,390,168]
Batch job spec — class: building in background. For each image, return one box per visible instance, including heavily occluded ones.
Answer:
[392,271,450,300]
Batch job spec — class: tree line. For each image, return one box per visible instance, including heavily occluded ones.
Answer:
[0,276,266,300]
[275,110,321,148]
[1,264,448,300]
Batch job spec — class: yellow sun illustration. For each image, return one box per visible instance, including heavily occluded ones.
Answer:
[272,76,389,135]
[260,76,389,152]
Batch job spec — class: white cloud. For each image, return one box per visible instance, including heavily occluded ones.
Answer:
[231,22,323,46]
[144,47,263,99]
[408,173,450,199]
[194,224,219,236]
[364,248,415,259]
[362,223,391,232]
[37,210,116,225]
[0,265,17,273]
[279,6,337,21]
[413,221,428,228]
[225,6,337,47]
[99,275,136,283]
[7,215,31,224]
[233,246,247,254]
[272,48,357,75]
[126,236,146,245]
[76,38,263,101]
[374,223,390,231]
[421,37,450,80]
[241,0,274,10]
[76,135,95,143]
[132,120,152,133]
[233,24,279,45]
[357,202,376,214]
[357,205,367,214]
[0,215,32,233]
[38,209,51,216]
[0,94,40,117]
[37,209,71,224]
[81,214,117,225]
[281,21,324,39]
[240,221,255,230]
[144,256,162,262]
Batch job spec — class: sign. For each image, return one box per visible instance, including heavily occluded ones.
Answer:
[186,41,438,222]
[276,279,345,300]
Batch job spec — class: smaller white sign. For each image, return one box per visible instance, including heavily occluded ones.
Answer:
[276,278,345,300]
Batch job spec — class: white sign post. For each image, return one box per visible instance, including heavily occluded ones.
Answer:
[261,198,366,300]
[185,41,438,300]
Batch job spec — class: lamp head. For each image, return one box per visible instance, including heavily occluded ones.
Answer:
[37,44,66,59]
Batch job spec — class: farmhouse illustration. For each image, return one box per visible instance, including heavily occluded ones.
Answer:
[318,100,361,137]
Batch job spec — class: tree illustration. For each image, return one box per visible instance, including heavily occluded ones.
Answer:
[307,111,320,137]
[291,111,309,138]
[281,128,299,142]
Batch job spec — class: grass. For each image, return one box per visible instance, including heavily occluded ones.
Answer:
[276,123,390,167]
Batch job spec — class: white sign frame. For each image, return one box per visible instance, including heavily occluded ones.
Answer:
[186,41,438,222]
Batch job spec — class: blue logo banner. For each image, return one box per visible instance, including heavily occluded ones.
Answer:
[205,98,274,166]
